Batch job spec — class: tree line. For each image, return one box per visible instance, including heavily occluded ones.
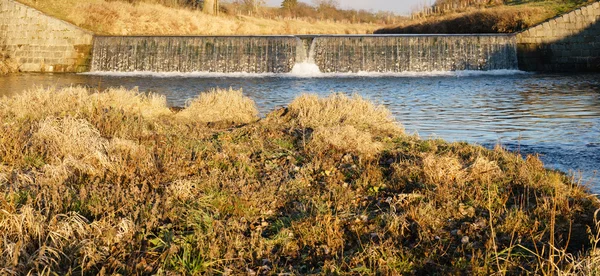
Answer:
[118,0,405,24]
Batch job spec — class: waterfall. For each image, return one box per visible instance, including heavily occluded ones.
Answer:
[310,35,518,73]
[290,36,321,76]
[91,36,299,73]
[90,34,518,74]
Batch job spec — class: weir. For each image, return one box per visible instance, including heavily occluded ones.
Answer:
[91,34,518,73]
[91,36,299,73]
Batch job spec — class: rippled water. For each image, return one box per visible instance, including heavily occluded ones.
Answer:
[1,72,599,190]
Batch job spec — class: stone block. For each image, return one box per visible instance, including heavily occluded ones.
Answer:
[581,49,591,56]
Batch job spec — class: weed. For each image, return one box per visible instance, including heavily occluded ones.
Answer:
[0,87,598,274]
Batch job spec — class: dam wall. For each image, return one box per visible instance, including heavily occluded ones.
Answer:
[517,2,600,72]
[311,35,517,73]
[91,34,519,73]
[0,0,93,72]
[1,0,597,74]
[91,36,300,73]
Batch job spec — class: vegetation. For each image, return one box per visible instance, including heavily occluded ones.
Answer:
[376,0,596,34]
[0,49,18,75]
[1,87,600,274]
[15,0,397,35]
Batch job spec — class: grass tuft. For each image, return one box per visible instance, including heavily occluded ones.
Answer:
[286,93,403,135]
[176,88,259,125]
[0,86,598,274]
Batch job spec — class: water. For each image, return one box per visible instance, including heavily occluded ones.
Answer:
[0,72,598,190]
[92,36,299,73]
[91,35,518,73]
[311,35,517,73]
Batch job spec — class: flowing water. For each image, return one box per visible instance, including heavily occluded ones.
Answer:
[1,71,599,190]
[91,35,518,73]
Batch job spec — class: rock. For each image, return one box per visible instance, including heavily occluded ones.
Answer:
[461,236,469,244]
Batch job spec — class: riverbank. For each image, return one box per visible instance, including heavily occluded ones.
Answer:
[0,87,599,274]
[14,0,380,35]
[376,0,594,34]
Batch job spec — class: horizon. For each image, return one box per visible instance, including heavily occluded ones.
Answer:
[264,0,436,15]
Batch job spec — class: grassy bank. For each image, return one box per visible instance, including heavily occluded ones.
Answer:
[1,87,599,274]
[376,0,595,34]
[16,0,379,35]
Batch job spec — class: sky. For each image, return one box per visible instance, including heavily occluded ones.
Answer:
[264,0,435,15]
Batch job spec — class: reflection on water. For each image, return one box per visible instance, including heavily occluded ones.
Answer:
[1,73,599,190]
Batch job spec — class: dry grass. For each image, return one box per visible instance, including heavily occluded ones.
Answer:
[376,5,550,34]
[309,125,383,156]
[16,0,379,35]
[176,88,258,125]
[286,93,402,135]
[1,87,599,274]
[0,49,18,75]
[376,0,595,34]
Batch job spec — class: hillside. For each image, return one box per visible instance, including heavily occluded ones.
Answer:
[376,0,595,34]
[15,0,383,35]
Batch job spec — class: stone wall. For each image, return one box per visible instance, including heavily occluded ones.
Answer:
[0,0,93,72]
[517,2,600,72]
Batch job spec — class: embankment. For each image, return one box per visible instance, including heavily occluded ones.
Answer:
[0,0,93,72]
[517,1,600,72]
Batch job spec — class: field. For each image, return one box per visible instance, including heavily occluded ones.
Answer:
[1,87,599,274]
[376,0,595,34]
[15,0,381,35]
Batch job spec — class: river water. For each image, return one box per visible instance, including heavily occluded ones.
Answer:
[1,71,599,190]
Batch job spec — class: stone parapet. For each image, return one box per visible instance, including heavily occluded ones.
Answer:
[0,0,93,72]
[517,2,600,72]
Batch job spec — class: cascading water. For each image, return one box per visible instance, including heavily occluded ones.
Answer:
[91,36,299,73]
[90,34,519,74]
[290,36,322,76]
[310,35,518,73]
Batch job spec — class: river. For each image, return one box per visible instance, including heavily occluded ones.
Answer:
[1,71,598,190]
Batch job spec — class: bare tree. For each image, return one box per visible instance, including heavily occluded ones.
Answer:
[203,0,220,14]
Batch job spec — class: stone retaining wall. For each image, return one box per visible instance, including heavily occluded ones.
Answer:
[0,0,93,72]
[517,2,600,72]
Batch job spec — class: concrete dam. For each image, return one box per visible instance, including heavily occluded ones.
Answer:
[90,35,519,73]
[1,0,598,73]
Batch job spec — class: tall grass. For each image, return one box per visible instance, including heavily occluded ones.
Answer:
[16,0,380,35]
[1,86,599,274]
[377,5,549,34]
[176,88,258,125]
[377,0,595,34]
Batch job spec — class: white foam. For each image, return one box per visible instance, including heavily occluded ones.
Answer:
[289,62,322,77]
[82,69,528,78]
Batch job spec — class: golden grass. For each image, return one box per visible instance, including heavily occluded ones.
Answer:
[376,5,550,34]
[376,0,595,34]
[1,86,599,274]
[0,49,18,75]
[286,93,402,135]
[176,88,258,125]
[16,0,379,35]
[309,125,383,155]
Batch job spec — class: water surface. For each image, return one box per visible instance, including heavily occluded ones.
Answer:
[1,72,598,190]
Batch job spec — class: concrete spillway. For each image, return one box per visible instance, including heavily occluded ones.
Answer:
[90,34,518,73]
